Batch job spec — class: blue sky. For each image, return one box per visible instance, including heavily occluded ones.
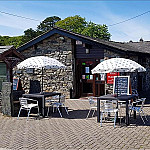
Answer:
[0,1,150,42]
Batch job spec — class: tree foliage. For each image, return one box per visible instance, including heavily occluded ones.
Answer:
[23,28,39,43]
[37,16,61,32]
[56,15,87,34]
[81,22,111,40]
[56,16,111,40]
[0,15,111,48]
[0,36,24,48]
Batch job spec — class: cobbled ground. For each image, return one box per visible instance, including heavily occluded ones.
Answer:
[0,99,150,150]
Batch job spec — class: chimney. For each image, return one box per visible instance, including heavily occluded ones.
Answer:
[139,38,144,42]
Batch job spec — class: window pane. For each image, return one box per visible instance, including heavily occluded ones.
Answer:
[0,63,6,76]
[0,63,7,91]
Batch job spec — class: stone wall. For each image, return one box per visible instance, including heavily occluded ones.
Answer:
[1,82,12,116]
[14,34,74,98]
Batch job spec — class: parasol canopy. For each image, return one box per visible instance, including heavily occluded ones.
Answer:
[91,58,146,74]
[17,56,66,70]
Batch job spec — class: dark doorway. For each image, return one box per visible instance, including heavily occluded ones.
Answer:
[76,59,105,97]
[29,80,41,94]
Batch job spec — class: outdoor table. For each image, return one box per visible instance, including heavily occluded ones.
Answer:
[97,94,137,126]
[23,92,61,117]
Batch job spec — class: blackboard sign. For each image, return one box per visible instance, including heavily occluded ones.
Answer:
[113,76,130,96]
[13,78,19,90]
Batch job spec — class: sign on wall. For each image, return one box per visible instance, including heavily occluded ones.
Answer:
[107,72,120,84]
[113,76,130,96]
[13,78,19,90]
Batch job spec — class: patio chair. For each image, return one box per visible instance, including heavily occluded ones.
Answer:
[52,95,69,117]
[118,100,126,123]
[17,97,40,120]
[46,95,59,116]
[135,97,145,104]
[100,100,118,128]
[129,98,148,124]
[86,97,97,119]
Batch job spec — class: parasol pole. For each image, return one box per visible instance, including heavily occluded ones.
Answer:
[117,72,119,97]
[42,67,43,92]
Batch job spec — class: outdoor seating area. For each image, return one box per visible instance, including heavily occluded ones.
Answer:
[0,99,150,149]
[1,1,150,149]
[0,44,149,149]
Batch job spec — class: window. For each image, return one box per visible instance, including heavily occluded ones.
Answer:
[0,63,7,91]
[83,43,92,54]
[76,40,82,45]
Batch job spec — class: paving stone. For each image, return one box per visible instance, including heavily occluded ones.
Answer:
[0,99,150,149]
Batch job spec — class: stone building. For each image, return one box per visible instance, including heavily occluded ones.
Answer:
[16,27,150,99]
[0,46,24,90]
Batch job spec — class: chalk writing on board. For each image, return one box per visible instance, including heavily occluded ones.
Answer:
[113,76,130,96]
[13,78,19,90]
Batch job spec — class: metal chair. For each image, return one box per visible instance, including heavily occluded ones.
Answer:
[17,97,39,120]
[46,95,59,116]
[135,97,145,104]
[100,100,118,128]
[118,100,126,123]
[129,98,148,124]
[52,95,69,117]
[86,97,97,119]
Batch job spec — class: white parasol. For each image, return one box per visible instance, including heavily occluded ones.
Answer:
[91,58,146,74]
[17,56,66,91]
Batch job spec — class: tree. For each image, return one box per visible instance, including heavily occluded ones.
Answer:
[0,15,111,48]
[56,15,111,40]
[23,28,38,43]
[81,22,111,40]
[0,36,24,48]
[55,15,87,34]
[37,16,61,32]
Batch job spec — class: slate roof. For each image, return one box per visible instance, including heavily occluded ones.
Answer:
[126,41,150,54]
[17,27,150,55]
[0,45,14,54]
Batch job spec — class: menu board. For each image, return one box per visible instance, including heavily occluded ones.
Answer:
[13,78,19,90]
[113,76,130,96]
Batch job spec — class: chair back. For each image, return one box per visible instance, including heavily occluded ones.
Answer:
[88,97,97,107]
[19,97,28,106]
[60,95,65,103]
[52,95,59,101]
[101,100,117,112]
[29,80,41,94]
[132,89,138,94]
[141,98,146,109]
